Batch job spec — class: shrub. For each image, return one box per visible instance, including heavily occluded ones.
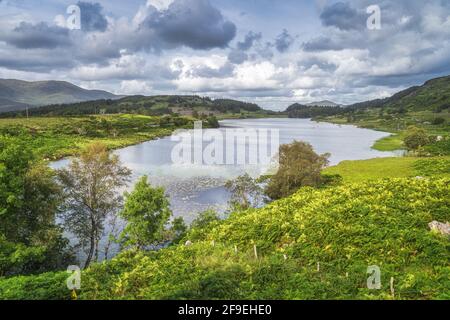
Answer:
[266,141,330,200]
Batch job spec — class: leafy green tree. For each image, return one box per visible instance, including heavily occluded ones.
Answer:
[206,116,220,128]
[403,126,430,151]
[119,176,172,249]
[187,210,221,241]
[266,141,330,200]
[0,136,73,276]
[225,174,264,210]
[168,217,188,244]
[0,136,32,223]
[58,142,131,268]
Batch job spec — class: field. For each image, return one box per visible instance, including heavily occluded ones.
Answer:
[0,115,194,160]
[1,177,448,300]
[324,156,450,183]
[323,109,449,146]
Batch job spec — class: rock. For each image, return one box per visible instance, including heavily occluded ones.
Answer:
[428,221,450,237]
[185,240,193,246]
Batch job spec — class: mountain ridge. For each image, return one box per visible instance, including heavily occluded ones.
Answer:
[0,79,119,112]
[306,100,341,107]
[347,75,450,112]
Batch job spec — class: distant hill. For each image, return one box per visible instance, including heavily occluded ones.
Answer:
[0,94,271,118]
[285,103,344,118]
[347,75,450,112]
[0,79,119,112]
[306,100,341,107]
[286,75,450,119]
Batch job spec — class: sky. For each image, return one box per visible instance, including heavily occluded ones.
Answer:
[0,0,450,110]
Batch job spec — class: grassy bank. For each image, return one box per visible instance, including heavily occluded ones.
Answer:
[1,177,448,300]
[324,156,450,183]
[0,114,195,160]
[318,109,450,152]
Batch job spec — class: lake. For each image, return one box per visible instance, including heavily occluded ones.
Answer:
[52,118,398,259]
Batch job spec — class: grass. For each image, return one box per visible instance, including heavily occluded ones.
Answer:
[1,177,449,300]
[0,115,192,160]
[324,157,424,183]
[372,133,405,151]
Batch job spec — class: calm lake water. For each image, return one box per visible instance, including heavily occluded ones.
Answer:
[52,118,398,260]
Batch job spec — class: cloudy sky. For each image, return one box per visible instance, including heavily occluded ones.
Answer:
[1,0,450,110]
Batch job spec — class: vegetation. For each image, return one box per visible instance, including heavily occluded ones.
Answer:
[57,143,131,268]
[287,75,450,155]
[0,79,117,112]
[403,126,431,152]
[286,104,343,119]
[119,176,173,249]
[1,178,448,300]
[324,157,450,183]
[0,115,198,160]
[0,95,274,119]
[0,74,449,300]
[265,141,330,200]
[225,174,264,210]
[0,136,74,277]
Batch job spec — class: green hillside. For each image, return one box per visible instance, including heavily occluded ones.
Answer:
[348,76,450,112]
[0,94,275,119]
[1,178,448,300]
[0,79,118,112]
[309,76,450,154]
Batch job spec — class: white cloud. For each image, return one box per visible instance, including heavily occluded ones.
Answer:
[147,0,174,11]
[120,80,153,95]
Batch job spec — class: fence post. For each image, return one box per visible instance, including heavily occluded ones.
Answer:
[390,277,395,298]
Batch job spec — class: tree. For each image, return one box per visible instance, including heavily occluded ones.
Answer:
[168,217,188,244]
[265,141,330,200]
[0,136,32,225]
[0,136,73,276]
[225,174,264,211]
[206,116,220,128]
[403,126,430,151]
[58,143,131,268]
[187,210,221,241]
[119,176,172,249]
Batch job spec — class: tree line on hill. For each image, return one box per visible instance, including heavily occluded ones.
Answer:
[0,96,265,118]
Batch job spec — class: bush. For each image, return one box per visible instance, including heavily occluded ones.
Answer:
[403,126,430,151]
[0,271,69,300]
[266,141,330,200]
[2,178,449,300]
[431,117,446,125]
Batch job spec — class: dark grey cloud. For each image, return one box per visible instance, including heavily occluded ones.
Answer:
[78,1,108,32]
[140,0,236,50]
[2,22,71,49]
[299,58,338,73]
[0,50,76,72]
[188,62,235,78]
[274,29,294,53]
[228,49,248,64]
[320,2,366,30]
[302,36,347,52]
[237,31,262,51]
